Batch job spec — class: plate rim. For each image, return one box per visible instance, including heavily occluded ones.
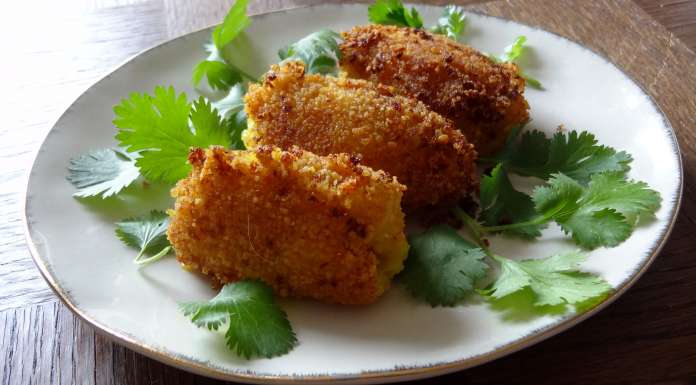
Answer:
[22,3,685,384]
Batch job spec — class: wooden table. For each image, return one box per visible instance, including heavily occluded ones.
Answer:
[2,1,696,384]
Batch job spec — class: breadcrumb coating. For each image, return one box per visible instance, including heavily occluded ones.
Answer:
[167,146,409,305]
[243,61,478,210]
[340,24,530,156]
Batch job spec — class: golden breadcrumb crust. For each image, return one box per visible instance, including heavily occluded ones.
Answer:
[167,146,409,305]
[340,24,530,156]
[243,61,478,210]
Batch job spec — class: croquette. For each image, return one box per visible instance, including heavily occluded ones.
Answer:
[340,24,530,156]
[167,146,409,305]
[243,61,479,210]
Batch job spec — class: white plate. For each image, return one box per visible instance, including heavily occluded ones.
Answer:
[24,3,683,384]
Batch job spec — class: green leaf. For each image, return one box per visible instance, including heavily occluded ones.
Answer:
[212,83,248,149]
[211,83,246,120]
[580,172,662,225]
[488,251,611,306]
[114,86,232,183]
[479,164,545,239]
[192,60,243,91]
[500,35,527,62]
[491,35,543,89]
[115,210,171,265]
[278,30,342,75]
[368,0,423,28]
[400,225,488,306]
[226,110,247,150]
[563,208,632,249]
[522,73,543,89]
[180,281,297,359]
[488,128,633,184]
[430,5,466,40]
[193,0,251,91]
[212,0,251,50]
[532,173,661,249]
[67,148,140,198]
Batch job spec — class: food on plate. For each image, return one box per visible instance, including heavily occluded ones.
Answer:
[63,0,664,360]
[339,24,529,155]
[243,61,479,210]
[167,145,409,305]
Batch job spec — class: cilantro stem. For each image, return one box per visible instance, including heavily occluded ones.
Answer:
[451,207,490,251]
[451,207,508,265]
[478,216,548,233]
[134,246,171,266]
[452,206,482,240]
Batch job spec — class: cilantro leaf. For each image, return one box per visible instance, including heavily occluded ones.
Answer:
[488,128,633,184]
[430,5,466,41]
[581,172,662,225]
[180,280,297,359]
[487,126,549,174]
[67,148,140,198]
[115,210,171,265]
[226,110,247,150]
[368,0,423,28]
[114,86,232,183]
[212,83,247,149]
[211,0,251,50]
[278,30,342,75]
[499,35,527,62]
[488,251,611,306]
[479,164,545,239]
[400,225,488,306]
[192,0,252,91]
[490,36,543,90]
[533,173,661,249]
[211,83,245,120]
[192,60,243,91]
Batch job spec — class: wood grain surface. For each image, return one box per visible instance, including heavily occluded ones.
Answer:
[2,0,696,384]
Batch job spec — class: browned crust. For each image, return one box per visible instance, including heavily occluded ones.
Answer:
[244,61,479,210]
[340,24,529,156]
[167,146,408,305]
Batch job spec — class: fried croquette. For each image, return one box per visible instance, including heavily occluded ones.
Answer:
[167,146,409,305]
[243,61,478,210]
[340,24,530,156]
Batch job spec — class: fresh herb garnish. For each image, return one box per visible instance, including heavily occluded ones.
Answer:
[114,86,233,183]
[430,5,466,40]
[193,60,244,91]
[491,36,543,89]
[368,0,423,28]
[531,172,661,248]
[485,127,633,184]
[278,30,343,75]
[485,251,612,306]
[399,210,612,309]
[192,0,254,90]
[498,35,527,62]
[180,280,298,359]
[479,164,544,239]
[451,208,612,308]
[115,210,171,265]
[400,225,488,306]
[67,148,140,198]
[473,172,661,248]
[211,83,248,149]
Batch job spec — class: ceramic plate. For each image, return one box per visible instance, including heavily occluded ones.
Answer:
[25,3,683,384]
